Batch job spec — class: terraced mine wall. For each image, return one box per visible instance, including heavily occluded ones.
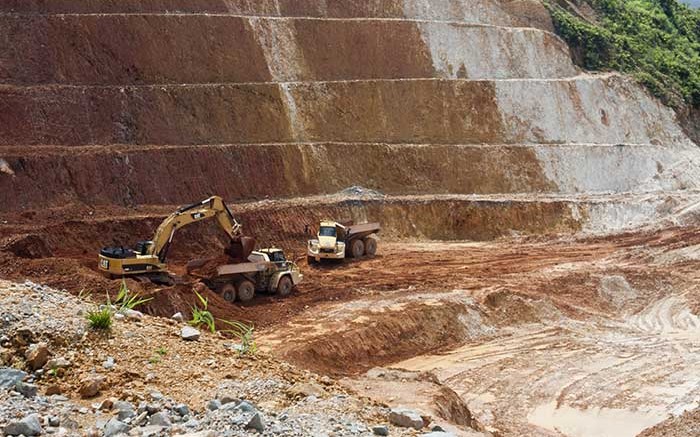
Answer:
[1,0,699,243]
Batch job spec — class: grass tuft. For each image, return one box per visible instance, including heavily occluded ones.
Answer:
[86,307,113,330]
[220,319,257,356]
[189,290,216,333]
[114,280,152,310]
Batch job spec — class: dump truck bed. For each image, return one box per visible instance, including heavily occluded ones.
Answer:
[216,261,267,278]
[346,222,381,240]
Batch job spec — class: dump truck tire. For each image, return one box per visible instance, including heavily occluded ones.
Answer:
[221,283,236,303]
[277,275,293,297]
[237,280,255,303]
[350,239,365,258]
[364,237,377,257]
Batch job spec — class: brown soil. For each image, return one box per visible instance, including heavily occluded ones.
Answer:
[0,143,554,212]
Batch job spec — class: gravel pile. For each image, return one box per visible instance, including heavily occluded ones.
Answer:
[0,280,443,436]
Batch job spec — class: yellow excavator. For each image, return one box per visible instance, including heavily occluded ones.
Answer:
[98,196,255,282]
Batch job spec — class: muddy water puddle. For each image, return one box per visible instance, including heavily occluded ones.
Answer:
[527,402,666,437]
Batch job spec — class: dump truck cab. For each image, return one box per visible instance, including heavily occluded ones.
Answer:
[307,220,380,263]
[308,221,347,261]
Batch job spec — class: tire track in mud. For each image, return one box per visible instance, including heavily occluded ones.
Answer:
[393,285,700,436]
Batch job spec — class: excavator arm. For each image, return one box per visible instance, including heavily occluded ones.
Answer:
[98,196,255,277]
[149,196,245,262]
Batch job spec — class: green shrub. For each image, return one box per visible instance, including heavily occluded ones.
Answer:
[546,0,700,108]
[86,307,113,330]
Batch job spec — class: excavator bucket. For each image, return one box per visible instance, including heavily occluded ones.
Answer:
[225,236,256,262]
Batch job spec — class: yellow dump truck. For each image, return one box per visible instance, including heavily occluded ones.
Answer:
[307,220,380,263]
[189,248,303,303]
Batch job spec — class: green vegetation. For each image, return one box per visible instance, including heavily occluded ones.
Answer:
[149,347,168,364]
[189,290,216,333]
[220,319,257,356]
[86,306,113,330]
[546,0,700,107]
[188,290,256,353]
[114,280,152,310]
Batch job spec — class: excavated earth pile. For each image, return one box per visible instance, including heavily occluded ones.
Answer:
[2,0,700,436]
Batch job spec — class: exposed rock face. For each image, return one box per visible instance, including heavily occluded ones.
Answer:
[1,0,697,243]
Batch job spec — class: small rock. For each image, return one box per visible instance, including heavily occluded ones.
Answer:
[135,425,164,437]
[172,312,184,322]
[46,357,71,369]
[132,411,148,426]
[389,407,425,430]
[287,382,327,399]
[179,432,216,437]
[138,402,160,415]
[102,356,115,369]
[148,412,171,427]
[431,425,446,432]
[114,313,125,320]
[0,367,27,389]
[25,343,50,370]
[173,404,190,416]
[114,400,135,420]
[184,419,200,428]
[45,384,62,395]
[84,428,101,437]
[103,418,129,437]
[235,400,256,412]
[98,398,114,411]
[48,416,60,427]
[78,375,105,398]
[206,399,221,411]
[150,390,163,401]
[218,393,238,405]
[15,380,38,398]
[245,413,266,432]
[123,309,144,320]
[372,425,389,436]
[4,413,43,436]
[181,326,200,341]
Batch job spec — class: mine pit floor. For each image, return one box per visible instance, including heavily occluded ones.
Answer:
[2,220,700,436]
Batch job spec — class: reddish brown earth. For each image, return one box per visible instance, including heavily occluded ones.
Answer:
[3,0,699,435]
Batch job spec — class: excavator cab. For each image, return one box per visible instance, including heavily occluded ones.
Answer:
[134,241,154,256]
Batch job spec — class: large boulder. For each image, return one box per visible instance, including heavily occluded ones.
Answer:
[25,343,49,370]
[103,418,130,437]
[4,414,42,436]
[0,367,27,389]
[245,413,266,432]
[78,375,105,398]
[389,407,425,430]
